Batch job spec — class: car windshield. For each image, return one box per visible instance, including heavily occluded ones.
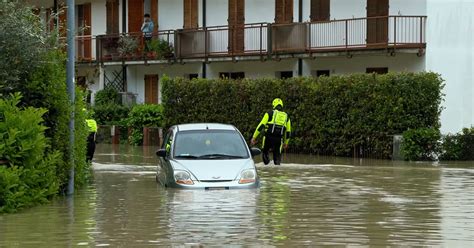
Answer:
[173,130,249,159]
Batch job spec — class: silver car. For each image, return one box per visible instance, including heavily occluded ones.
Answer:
[155,123,261,189]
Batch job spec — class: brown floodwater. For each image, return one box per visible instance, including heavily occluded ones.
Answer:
[0,144,473,247]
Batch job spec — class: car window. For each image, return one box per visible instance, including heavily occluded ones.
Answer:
[173,130,249,159]
[161,129,174,155]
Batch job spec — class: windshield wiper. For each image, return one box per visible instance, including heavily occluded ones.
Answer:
[175,154,199,159]
[198,154,246,159]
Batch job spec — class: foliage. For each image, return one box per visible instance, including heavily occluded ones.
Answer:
[0,0,52,93]
[94,87,121,106]
[126,104,164,145]
[401,128,441,161]
[439,127,474,160]
[117,35,139,56]
[92,88,130,125]
[0,94,61,213]
[148,39,174,59]
[161,73,444,158]
[92,103,130,125]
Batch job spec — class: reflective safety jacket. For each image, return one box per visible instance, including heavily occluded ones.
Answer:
[86,119,98,133]
[252,110,292,145]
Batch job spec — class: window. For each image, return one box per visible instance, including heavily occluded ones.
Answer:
[219,72,245,79]
[188,73,199,80]
[366,67,388,74]
[173,130,249,159]
[316,70,330,77]
[278,71,293,79]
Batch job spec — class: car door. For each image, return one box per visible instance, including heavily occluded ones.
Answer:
[158,128,174,186]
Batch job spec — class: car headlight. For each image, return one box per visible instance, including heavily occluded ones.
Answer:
[174,170,194,185]
[239,169,256,184]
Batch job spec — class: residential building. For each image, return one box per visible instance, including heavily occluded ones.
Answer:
[28,0,473,134]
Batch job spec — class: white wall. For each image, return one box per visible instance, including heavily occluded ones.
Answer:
[206,0,228,26]
[390,0,427,16]
[159,0,184,30]
[331,0,366,19]
[127,63,202,103]
[206,59,299,79]
[245,0,275,23]
[426,0,474,133]
[303,53,426,75]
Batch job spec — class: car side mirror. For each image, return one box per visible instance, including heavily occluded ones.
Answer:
[156,149,167,158]
[250,148,261,157]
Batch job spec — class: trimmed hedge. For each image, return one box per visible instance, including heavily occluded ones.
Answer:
[126,104,164,145]
[401,128,441,161]
[440,127,474,161]
[161,73,444,158]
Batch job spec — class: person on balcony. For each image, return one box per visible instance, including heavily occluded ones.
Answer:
[251,98,292,165]
[141,13,154,51]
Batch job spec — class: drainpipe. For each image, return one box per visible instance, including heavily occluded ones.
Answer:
[298,0,303,76]
[66,0,75,195]
[202,0,207,78]
[122,0,127,91]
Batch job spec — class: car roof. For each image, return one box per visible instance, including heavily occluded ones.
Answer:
[175,123,237,132]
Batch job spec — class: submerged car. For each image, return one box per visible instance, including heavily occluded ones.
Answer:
[155,123,261,189]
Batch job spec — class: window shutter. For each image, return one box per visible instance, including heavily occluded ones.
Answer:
[311,0,329,22]
[151,0,158,31]
[184,0,198,29]
[128,0,144,33]
[106,0,119,34]
[275,0,292,24]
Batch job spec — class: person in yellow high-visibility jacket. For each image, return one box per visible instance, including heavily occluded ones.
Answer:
[86,118,98,163]
[251,98,291,165]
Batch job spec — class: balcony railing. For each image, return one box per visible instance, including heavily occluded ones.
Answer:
[86,15,426,63]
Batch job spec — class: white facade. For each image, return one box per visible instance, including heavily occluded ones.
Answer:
[425,0,474,133]
[28,0,474,133]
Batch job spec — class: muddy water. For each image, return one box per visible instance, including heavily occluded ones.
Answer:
[0,144,473,247]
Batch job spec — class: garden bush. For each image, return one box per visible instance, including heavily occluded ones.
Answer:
[161,72,444,158]
[92,88,130,125]
[400,128,441,161]
[126,104,164,145]
[440,127,474,160]
[0,94,61,213]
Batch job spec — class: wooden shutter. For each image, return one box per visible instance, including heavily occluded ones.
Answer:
[228,0,244,53]
[184,0,198,29]
[310,0,330,22]
[83,3,92,59]
[46,8,55,32]
[151,0,158,31]
[275,0,293,24]
[145,75,159,104]
[367,0,388,44]
[58,1,67,37]
[128,0,144,33]
[106,0,120,34]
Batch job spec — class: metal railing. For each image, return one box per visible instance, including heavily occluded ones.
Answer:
[305,16,426,53]
[95,30,175,63]
[81,16,426,63]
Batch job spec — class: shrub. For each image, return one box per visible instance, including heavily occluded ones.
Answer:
[0,94,61,213]
[92,103,130,125]
[401,128,441,161]
[440,127,474,160]
[94,87,121,106]
[126,104,164,145]
[161,73,444,158]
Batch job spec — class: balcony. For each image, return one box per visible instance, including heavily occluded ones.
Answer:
[79,16,426,64]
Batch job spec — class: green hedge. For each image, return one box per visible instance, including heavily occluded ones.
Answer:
[401,128,441,161]
[162,73,444,158]
[440,127,474,160]
[0,94,61,213]
[92,88,130,125]
[126,104,164,145]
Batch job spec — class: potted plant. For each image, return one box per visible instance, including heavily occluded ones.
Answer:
[149,39,174,60]
[117,35,139,60]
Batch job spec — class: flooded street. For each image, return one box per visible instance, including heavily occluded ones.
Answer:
[1,144,473,246]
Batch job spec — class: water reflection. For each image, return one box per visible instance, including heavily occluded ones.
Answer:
[0,144,472,246]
